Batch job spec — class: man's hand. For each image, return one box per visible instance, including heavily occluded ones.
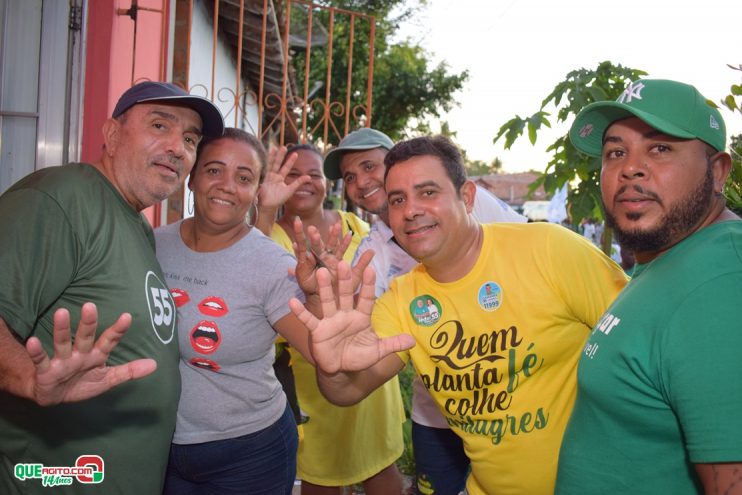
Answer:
[289,261,415,374]
[26,302,156,406]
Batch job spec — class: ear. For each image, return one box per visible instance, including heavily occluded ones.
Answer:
[460,180,477,214]
[710,151,732,194]
[101,118,121,157]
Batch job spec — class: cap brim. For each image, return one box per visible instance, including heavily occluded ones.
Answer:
[323,148,344,180]
[570,101,696,157]
[139,95,224,138]
[323,143,386,180]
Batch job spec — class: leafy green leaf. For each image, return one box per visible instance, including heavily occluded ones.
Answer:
[724,95,738,112]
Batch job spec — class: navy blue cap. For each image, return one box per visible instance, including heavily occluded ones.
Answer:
[112,81,224,138]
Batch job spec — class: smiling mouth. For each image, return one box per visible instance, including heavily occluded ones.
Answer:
[210,197,233,206]
[406,224,436,236]
[362,187,381,199]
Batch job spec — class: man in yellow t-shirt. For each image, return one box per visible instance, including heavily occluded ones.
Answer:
[290,135,628,495]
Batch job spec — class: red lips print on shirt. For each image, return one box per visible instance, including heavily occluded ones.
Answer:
[189,320,222,354]
[170,288,191,308]
[197,296,229,317]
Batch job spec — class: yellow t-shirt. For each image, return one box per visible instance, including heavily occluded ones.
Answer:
[272,210,406,485]
[373,223,628,495]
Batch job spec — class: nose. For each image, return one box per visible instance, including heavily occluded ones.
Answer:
[403,196,423,220]
[218,175,237,193]
[165,129,187,159]
[619,158,647,180]
[357,170,373,190]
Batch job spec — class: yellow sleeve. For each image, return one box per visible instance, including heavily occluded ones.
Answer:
[337,210,370,263]
[542,224,628,327]
[270,223,294,253]
[371,286,412,364]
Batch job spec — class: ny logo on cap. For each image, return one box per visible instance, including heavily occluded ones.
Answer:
[579,123,594,138]
[709,114,720,130]
[617,82,645,104]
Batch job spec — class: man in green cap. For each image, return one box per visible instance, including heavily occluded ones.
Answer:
[556,79,742,494]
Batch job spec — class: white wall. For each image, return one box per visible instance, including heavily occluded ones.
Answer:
[183,0,261,218]
[188,0,260,134]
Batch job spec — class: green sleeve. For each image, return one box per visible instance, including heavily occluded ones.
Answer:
[0,189,78,338]
[661,273,742,463]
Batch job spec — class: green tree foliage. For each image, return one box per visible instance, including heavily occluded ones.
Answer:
[289,0,467,144]
[721,64,742,113]
[466,157,502,177]
[725,133,742,215]
[721,64,742,216]
[493,62,647,236]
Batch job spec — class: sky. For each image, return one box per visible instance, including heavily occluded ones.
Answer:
[397,0,742,173]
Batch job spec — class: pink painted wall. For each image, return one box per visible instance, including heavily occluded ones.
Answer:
[81,0,169,225]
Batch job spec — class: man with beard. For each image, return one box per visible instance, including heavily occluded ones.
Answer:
[556,79,742,494]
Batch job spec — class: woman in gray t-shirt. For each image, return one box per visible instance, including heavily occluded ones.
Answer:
[155,128,317,495]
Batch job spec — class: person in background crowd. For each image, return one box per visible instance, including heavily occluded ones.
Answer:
[258,143,406,495]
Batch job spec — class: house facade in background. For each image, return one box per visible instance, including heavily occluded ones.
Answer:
[0,0,374,225]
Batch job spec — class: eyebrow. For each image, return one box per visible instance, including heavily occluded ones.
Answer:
[203,160,227,167]
[342,159,375,176]
[150,109,203,136]
[387,179,440,198]
[204,161,255,173]
[602,129,671,146]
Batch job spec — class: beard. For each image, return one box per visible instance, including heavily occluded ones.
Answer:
[604,164,715,254]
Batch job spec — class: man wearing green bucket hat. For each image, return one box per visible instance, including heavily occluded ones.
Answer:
[556,79,742,494]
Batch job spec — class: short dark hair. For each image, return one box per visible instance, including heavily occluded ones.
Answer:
[193,127,268,183]
[383,135,467,192]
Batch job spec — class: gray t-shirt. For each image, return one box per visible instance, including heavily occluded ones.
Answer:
[155,220,303,444]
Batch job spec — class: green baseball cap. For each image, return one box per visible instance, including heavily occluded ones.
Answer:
[570,79,726,157]
[323,128,394,180]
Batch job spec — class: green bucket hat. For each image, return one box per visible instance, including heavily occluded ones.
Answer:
[323,128,394,180]
[570,79,726,157]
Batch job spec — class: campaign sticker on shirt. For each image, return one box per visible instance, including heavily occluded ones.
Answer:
[478,282,503,311]
[409,295,442,327]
